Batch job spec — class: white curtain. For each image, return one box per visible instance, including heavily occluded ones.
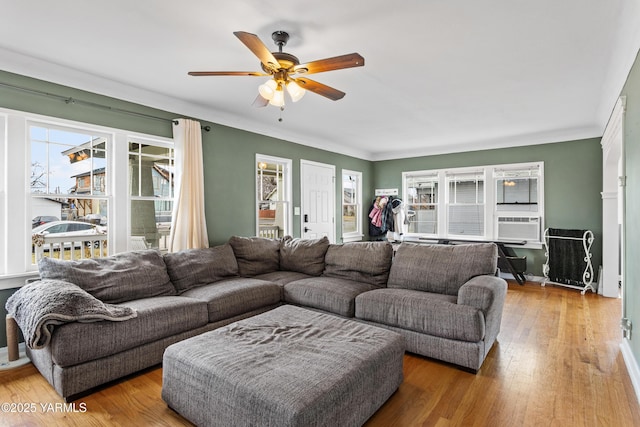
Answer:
[169,118,209,251]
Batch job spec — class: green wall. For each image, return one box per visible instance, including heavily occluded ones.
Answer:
[0,71,371,347]
[373,139,603,277]
[201,124,371,245]
[621,49,640,373]
[0,70,372,245]
[0,70,606,354]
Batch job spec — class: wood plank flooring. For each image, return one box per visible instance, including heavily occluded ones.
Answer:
[1,281,639,426]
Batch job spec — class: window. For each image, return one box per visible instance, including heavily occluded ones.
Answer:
[495,166,540,212]
[30,124,110,263]
[446,171,484,237]
[0,107,175,280]
[342,170,363,242]
[494,164,543,242]
[256,154,292,239]
[129,139,174,251]
[405,173,438,235]
[402,162,544,245]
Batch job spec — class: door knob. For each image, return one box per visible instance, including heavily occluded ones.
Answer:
[304,227,312,233]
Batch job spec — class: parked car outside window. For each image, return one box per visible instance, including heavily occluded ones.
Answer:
[32,220,107,249]
[32,216,60,228]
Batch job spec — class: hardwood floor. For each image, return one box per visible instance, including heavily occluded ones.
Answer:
[1,281,639,426]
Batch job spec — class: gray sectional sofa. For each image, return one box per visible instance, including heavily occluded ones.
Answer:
[6,236,507,401]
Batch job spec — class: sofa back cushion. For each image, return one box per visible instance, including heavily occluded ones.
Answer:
[163,244,239,293]
[280,237,330,276]
[388,243,498,295]
[38,249,176,303]
[322,241,393,287]
[228,236,282,277]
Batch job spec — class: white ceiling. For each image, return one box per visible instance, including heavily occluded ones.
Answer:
[2,1,640,161]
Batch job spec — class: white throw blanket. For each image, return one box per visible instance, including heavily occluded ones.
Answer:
[6,279,137,349]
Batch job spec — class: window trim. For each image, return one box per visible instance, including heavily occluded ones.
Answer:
[0,107,173,287]
[341,169,363,243]
[402,162,544,248]
[255,154,292,238]
[128,135,175,252]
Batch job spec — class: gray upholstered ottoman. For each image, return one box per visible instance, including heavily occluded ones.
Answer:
[162,305,404,427]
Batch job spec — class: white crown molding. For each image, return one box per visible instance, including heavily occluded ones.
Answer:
[0,47,373,161]
[370,125,603,161]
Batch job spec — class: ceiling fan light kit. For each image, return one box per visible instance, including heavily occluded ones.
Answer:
[188,30,364,109]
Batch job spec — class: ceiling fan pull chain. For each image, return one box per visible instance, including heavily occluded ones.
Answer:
[278,106,284,122]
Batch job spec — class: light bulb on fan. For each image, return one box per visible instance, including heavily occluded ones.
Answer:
[286,80,306,102]
[269,84,285,107]
[258,79,277,100]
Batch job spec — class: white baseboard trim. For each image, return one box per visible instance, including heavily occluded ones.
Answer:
[621,338,640,405]
[0,342,30,370]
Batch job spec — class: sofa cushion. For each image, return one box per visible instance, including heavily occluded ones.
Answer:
[49,296,209,367]
[280,237,329,276]
[253,271,313,286]
[388,243,498,296]
[355,288,486,342]
[228,236,283,277]
[163,244,239,293]
[180,278,282,322]
[322,242,393,287]
[284,277,379,317]
[38,250,176,304]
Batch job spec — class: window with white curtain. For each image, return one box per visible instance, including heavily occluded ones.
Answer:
[402,162,544,245]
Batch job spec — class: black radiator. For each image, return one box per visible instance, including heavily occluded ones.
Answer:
[546,228,589,286]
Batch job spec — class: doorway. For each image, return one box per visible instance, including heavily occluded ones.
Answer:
[601,97,625,298]
[300,160,336,242]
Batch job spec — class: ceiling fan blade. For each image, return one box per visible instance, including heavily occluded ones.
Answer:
[295,77,346,101]
[252,94,269,108]
[234,31,280,72]
[188,71,267,76]
[293,53,364,75]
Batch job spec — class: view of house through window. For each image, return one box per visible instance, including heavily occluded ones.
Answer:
[405,173,438,234]
[446,171,485,237]
[30,125,109,263]
[129,141,174,251]
[256,155,291,238]
[402,162,543,244]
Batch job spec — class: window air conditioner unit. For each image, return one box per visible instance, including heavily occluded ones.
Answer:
[497,216,540,242]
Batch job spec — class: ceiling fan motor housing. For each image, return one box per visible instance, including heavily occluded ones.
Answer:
[272,30,290,48]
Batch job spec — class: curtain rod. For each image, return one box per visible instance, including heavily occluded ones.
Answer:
[0,81,211,132]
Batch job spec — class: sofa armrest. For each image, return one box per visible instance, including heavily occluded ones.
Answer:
[458,275,508,344]
[457,275,507,315]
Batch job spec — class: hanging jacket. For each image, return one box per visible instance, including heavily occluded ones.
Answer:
[368,197,384,237]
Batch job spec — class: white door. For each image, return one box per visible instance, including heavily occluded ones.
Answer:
[300,160,335,242]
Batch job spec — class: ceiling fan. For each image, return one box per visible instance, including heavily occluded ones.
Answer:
[188,31,364,108]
